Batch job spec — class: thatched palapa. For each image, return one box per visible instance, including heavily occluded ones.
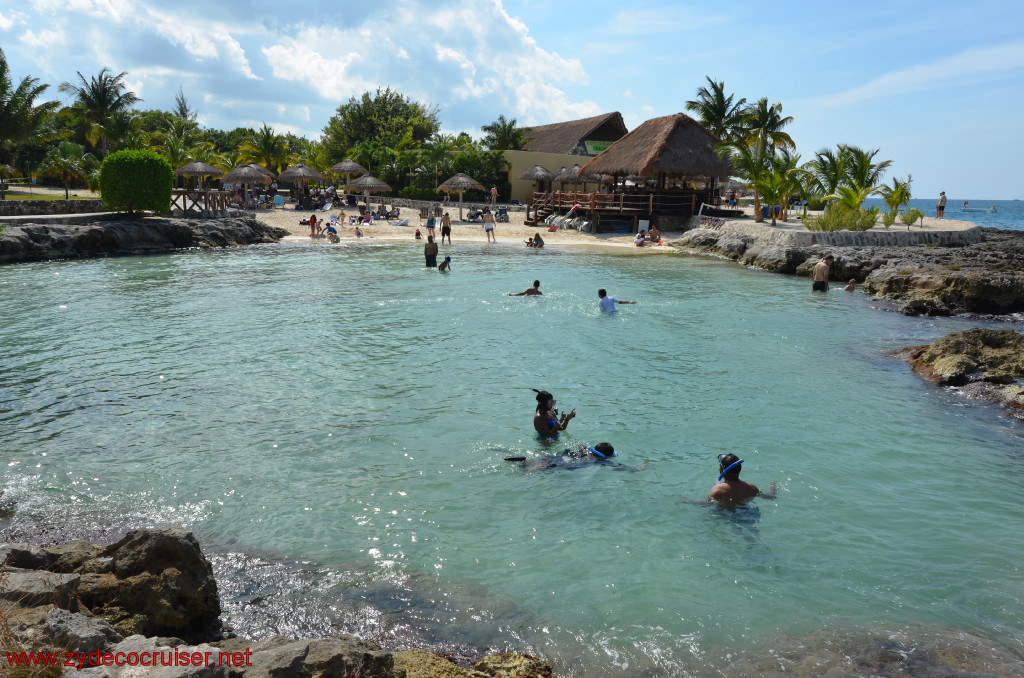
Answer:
[524,112,627,156]
[175,161,222,178]
[581,113,732,179]
[517,164,553,182]
[222,165,273,184]
[327,159,367,176]
[277,163,324,184]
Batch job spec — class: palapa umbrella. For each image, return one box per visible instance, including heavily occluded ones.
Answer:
[348,174,392,212]
[326,158,367,192]
[175,161,222,190]
[222,164,273,206]
[438,173,485,221]
[518,164,553,195]
[277,163,325,191]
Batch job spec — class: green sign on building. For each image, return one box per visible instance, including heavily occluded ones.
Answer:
[584,140,612,155]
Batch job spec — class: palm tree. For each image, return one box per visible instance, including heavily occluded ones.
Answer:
[685,76,747,141]
[481,115,528,151]
[101,110,147,152]
[0,47,61,166]
[58,68,141,158]
[718,138,772,222]
[807,146,846,197]
[878,174,913,216]
[842,145,892,193]
[39,141,97,199]
[173,86,196,121]
[740,98,795,149]
[239,123,289,172]
[826,185,876,212]
[770,149,801,222]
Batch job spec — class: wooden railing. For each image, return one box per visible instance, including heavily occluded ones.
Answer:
[171,189,237,213]
[544,190,713,216]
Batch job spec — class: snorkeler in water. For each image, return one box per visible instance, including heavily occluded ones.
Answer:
[504,442,643,472]
[706,453,775,504]
[533,389,575,437]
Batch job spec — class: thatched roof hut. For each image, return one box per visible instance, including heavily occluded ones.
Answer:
[327,159,367,175]
[277,163,324,184]
[517,164,553,182]
[524,112,627,156]
[223,165,273,184]
[580,113,732,179]
[175,161,222,178]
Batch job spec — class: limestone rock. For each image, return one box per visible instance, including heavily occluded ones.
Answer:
[0,568,80,608]
[393,648,476,678]
[903,328,1024,417]
[472,653,553,678]
[235,635,396,678]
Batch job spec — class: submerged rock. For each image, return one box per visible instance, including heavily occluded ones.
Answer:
[902,328,1024,417]
[0,216,288,264]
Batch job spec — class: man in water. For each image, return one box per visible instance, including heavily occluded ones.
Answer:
[598,288,636,313]
[707,454,775,504]
[424,235,438,267]
[812,254,834,292]
[509,280,542,296]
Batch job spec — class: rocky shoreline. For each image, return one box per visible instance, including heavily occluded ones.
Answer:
[673,225,1024,317]
[898,328,1024,419]
[0,217,288,264]
[0,527,552,678]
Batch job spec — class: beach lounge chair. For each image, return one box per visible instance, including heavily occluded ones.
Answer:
[274,195,285,208]
[495,207,509,222]
[419,206,429,224]
[391,218,410,227]
[388,206,401,219]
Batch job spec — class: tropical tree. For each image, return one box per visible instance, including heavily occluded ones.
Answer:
[481,115,529,150]
[842,145,892,193]
[58,68,141,157]
[239,123,289,172]
[38,141,97,199]
[806,146,846,197]
[0,47,62,166]
[173,86,196,121]
[321,87,440,161]
[718,138,772,222]
[826,184,877,212]
[878,174,913,216]
[102,110,147,151]
[740,98,795,149]
[685,76,747,141]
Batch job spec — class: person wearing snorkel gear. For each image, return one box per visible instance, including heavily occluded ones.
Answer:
[533,390,575,437]
[707,453,775,504]
[438,256,452,272]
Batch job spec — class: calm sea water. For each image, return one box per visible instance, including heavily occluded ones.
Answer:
[863,197,1024,230]
[2,237,1024,676]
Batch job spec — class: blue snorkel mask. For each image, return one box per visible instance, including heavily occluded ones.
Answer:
[718,458,743,481]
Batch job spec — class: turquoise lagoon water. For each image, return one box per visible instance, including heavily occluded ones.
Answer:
[2,240,1024,675]
[864,197,1024,230]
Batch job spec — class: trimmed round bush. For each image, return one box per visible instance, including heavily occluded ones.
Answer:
[98,149,173,215]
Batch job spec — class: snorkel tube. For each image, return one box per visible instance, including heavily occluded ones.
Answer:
[718,458,743,481]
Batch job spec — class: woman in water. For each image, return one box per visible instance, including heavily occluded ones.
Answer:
[533,390,575,437]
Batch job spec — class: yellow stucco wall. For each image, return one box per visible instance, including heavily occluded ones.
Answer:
[504,150,600,204]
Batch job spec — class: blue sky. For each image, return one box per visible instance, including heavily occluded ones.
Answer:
[3,0,1022,198]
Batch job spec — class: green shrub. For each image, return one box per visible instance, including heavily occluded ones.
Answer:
[900,208,923,227]
[397,187,437,201]
[806,195,827,211]
[98,149,173,216]
[805,205,879,232]
[881,211,897,229]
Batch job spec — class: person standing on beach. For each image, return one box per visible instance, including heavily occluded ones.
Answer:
[706,454,776,505]
[508,280,542,296]
[937,191,947,219]
[440,212,452,244]
[490,186,498,204]
[424,235,438,267]
[598,288,636,313]
[812,254,834,292]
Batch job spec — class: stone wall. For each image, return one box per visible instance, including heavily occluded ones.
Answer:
[0,199,106,216]
[687,218,983,247]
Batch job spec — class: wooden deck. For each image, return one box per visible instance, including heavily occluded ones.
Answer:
[171,189,235,214]
[526,189,715,224]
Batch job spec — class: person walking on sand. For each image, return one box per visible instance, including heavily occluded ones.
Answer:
[440,212,452,244]
[424,235,438,267]
[508,280,542,296]
[482,208,497,243]
[706,453,776,505]
[937,191,947,219]
[598,288,635,313]
[812,254,834,292]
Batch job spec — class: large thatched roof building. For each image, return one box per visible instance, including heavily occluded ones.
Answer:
[581,113,731,179]
[524,112,627,156]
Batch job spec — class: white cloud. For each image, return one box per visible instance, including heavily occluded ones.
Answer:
[0,9,26,30]
[19,28,64,49]
[806,41,1024,109]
